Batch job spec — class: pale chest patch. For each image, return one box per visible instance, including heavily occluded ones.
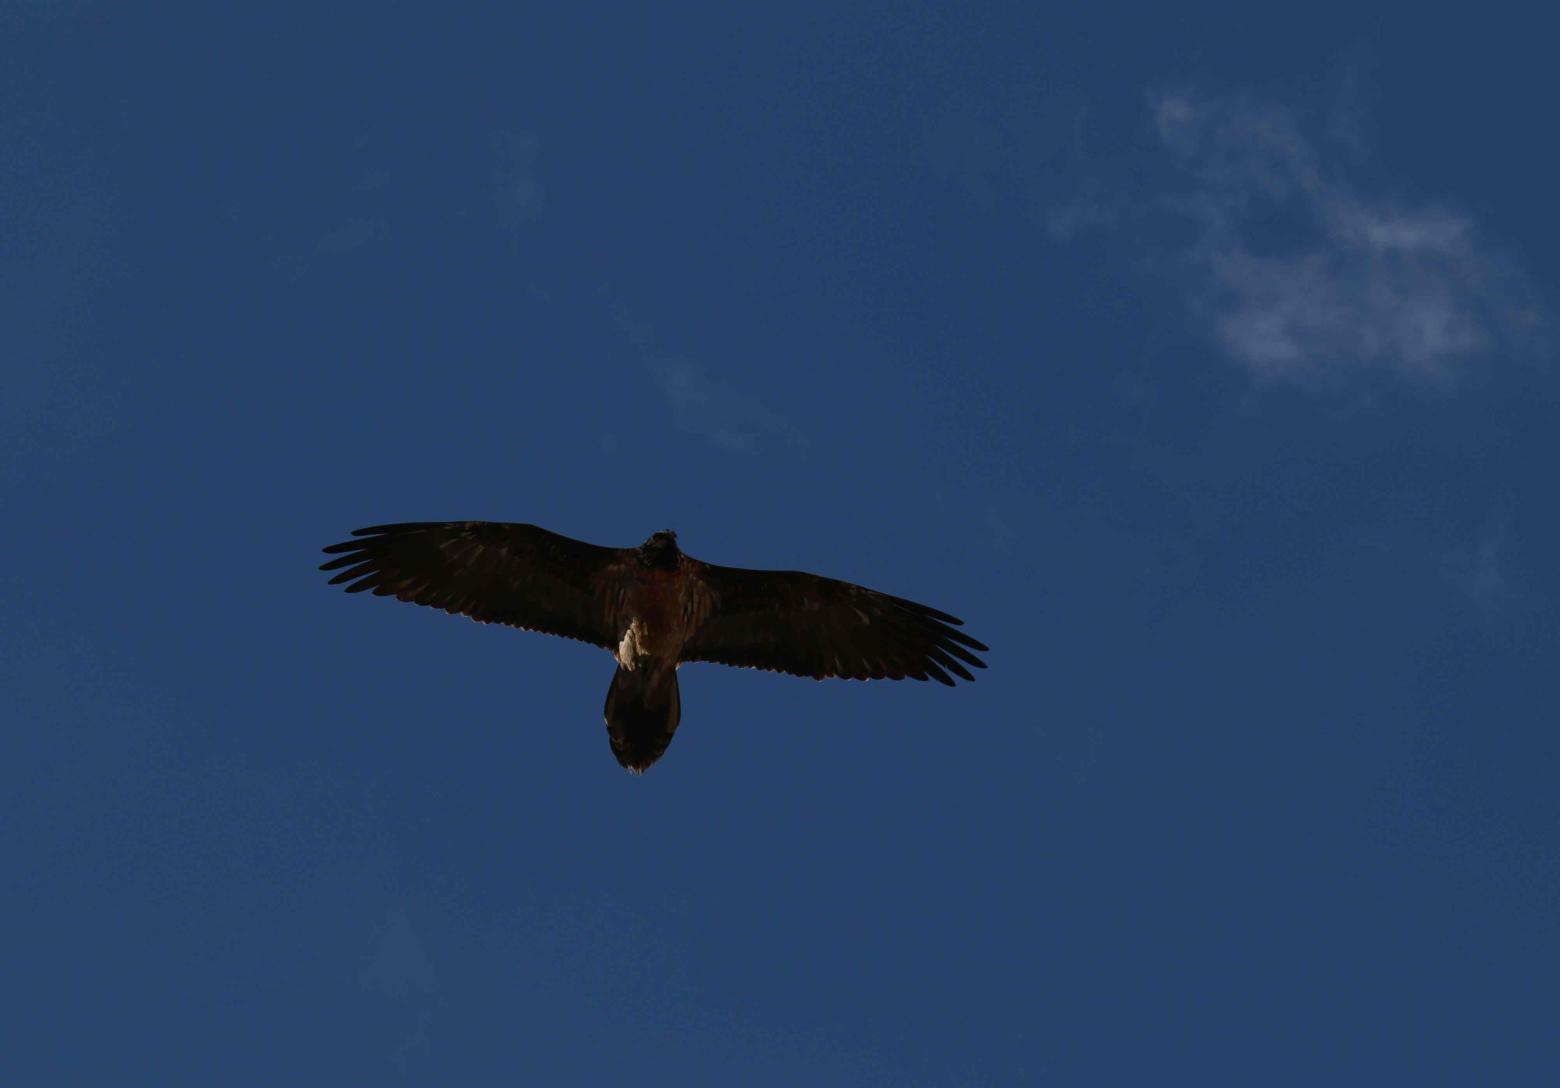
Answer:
[612,564,710,670]
[616,619,653,669]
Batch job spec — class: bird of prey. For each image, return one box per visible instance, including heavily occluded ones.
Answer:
[320,522,987,772]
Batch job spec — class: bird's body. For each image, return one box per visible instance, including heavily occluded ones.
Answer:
[610,534,703,669]
[320,522,986,772]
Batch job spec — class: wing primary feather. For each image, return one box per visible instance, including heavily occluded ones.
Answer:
[939,639,988,669]
[926,646,975,683]
[327,559,380,585]
[921,660,954,686]
[938,626,989,652]
[879,594,966,625]
[351,522,442,536]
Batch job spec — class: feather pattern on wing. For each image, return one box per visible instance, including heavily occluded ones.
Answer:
[679,562,987,685]
[319,521,625,648]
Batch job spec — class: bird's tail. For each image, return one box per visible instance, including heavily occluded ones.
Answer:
[603,664,682,773]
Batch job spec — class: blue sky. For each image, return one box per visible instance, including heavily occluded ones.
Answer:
[5,4,1559,1083]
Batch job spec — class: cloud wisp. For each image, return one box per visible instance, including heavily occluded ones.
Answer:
[1035,87,1551,387]
[1142,91,1546,384]
[648,359,807,454]
[611,304,808,455]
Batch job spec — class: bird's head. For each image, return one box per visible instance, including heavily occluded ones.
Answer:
[638,529,680,568]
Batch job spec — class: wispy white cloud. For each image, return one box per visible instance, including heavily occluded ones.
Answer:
[649,360,807,453]
[1442,505,1516,615]
[1067,88,1548,385]
[611,304,807,454]
[921,73,1555,389]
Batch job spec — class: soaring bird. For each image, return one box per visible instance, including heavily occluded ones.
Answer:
[320,522,987,772]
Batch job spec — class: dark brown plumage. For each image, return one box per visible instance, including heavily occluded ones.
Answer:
[320,521,987,772]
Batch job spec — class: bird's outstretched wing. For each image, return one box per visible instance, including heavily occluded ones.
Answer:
[320,521,624,648]
[680,562,987,685]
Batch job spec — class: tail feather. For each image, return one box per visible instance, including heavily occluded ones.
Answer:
[603,665,681,773]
